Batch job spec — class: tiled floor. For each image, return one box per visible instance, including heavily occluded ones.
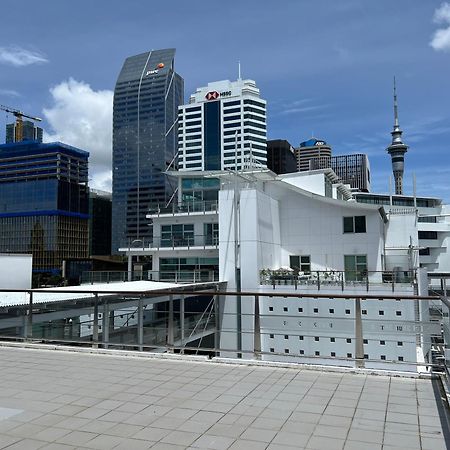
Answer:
[0,346,447,450]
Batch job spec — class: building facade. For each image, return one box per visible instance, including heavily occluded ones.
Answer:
[0,141,89,273]
[294,138,332,172]
[112,48,184,252]
[89,189,112,256]
[178,78,267,171]
[266,139,297,174]
[6,120,43,143]
[310,153,371,192]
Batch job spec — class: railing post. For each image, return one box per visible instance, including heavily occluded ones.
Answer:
[354,297,365,368]
[167,296,174,352]
[317,271,320,290]
[341,272,344,291]
[392,271,395,292]
[180,295,185,354]
[27,291,33,340]
[253,295,261,360]
[366,274,369,292]
[93,294,99,348]
[102,299,109,349]
[137,297,143,351]
[214,293,220,356]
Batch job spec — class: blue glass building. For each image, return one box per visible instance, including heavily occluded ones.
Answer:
[0,141,89,273]
[112,49,184,252]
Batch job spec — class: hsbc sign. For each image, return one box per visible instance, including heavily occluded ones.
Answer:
[205,90,232,100]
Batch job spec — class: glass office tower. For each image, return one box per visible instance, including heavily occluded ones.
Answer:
[112,49,184,252]
[0,141,89,273]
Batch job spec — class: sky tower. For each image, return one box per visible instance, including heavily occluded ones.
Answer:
[386,78,408,195]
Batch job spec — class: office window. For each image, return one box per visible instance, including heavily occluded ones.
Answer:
[346,339,352,343]
[396,311,402,316]
[380,340,385,345]
[289,255,311,273]
[347,353,352,358]
[344,255,367,281]
[381,355,386,360]
[270,348,274,353]
[284,335,289,340]
[397,341,403,346]
[331,352,336,357]
[298,307,303,313]
[418,231,438,240]
[283,307,288,312]
[269,306,273,312]
[299,350,304,355]
[269,334,274,338]
[315,351,320,356]
[315,337,320,342]
[284,349,289,354]
[345,309,351,315]
[313,308,319,313]
[329,308,334,314]
[299,336,304,340]
[363,339,368,344]
[343,216,366,233]
[398,356,404,361]
[330,337,335,343]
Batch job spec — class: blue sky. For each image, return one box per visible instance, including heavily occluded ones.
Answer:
[0,0,449,199]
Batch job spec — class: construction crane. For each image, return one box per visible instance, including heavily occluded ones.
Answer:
[0,104,42,142]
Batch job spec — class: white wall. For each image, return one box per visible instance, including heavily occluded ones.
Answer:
[0,254,32,289]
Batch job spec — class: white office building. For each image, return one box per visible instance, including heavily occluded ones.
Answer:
[178,78,267,171]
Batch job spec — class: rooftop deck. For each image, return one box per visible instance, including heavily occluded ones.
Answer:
[0,346,448,450]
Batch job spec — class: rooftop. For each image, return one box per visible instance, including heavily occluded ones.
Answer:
[0,346,447,450]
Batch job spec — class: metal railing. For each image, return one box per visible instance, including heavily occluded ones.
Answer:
[121,234,219,251]
[260,269,416,292]
[80,270,219,284]
[148,200,218,216]
[0,286,445,373]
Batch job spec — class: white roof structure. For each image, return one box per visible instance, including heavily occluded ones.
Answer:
[0,280,216,308]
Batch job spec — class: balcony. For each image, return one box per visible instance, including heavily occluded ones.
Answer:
[260,269,416,292]
[120,235,219,252]
[147,200,218,218]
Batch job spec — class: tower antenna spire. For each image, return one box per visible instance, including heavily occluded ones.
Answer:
[238,61,241,80]
[393,76,399,128]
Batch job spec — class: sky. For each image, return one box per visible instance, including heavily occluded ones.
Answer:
[0,0,449,200]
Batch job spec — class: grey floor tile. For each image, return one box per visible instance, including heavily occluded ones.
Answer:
[191,434,235,449]
[307,435,345,450]
[160,430,201,446]
[228,440,269,450]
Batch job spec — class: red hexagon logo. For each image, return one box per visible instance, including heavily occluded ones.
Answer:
[205,91,219,100]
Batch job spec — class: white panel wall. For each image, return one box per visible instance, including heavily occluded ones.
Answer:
[0,254,32,289]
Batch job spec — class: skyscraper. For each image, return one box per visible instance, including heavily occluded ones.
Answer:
[294,138,332,172]
[0,141,89,273]
[266,139,297,174]
[386,78,408,195]
[178,78,266,171]
[310,154,371,192]
[112,49,184,252]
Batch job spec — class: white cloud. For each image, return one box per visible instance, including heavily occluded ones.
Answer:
[0,46,48,66]
[0,88,21,97]
[430,2,450,52]
[43,78,113,191]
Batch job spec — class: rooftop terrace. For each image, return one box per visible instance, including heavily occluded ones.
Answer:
[0,346,448,450]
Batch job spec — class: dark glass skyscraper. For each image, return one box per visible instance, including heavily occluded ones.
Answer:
[112,49,184,252]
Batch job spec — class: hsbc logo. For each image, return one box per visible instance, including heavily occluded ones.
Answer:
[205,91,219,100]
[205,90,232,100]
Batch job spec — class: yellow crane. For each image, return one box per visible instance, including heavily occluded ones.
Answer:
[0,104,42,142]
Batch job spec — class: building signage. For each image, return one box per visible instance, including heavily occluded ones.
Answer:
[146,69,158,76]
[205,90,232,100]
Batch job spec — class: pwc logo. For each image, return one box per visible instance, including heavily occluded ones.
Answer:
[205,91,220,100]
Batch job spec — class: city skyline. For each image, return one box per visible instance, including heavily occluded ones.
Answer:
[0,0,449,200]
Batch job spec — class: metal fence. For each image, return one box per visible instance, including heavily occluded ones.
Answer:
[0,287,446,373]
[261,269,416,292]
[148,200,218,216]
[80,270,219,285]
